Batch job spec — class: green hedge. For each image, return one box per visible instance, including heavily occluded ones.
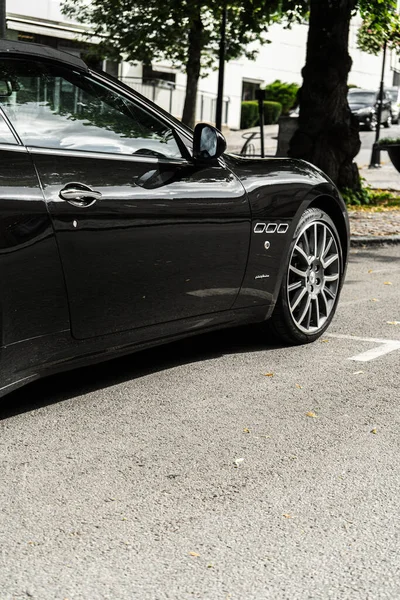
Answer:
[240,100,282,129]
[240,101,259,129]
[263,101,282,124]
[264,80,299,116]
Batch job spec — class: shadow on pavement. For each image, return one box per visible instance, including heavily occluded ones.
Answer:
[0,325,283,420]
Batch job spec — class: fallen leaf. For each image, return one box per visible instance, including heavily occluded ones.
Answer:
[295,384,303,389]
[306,411,318,418]
[368,269,373,273]
[264,372,274,377]
[371,298,379,302]
[282,513,293,519]
[243,427,250,433]
[321,339,329,343]
[353,370,364,375]
[207,564,213,569]
[387,321,400,325]
[370,428,377,434]
[189,552,200,557]
[384,281,392,285]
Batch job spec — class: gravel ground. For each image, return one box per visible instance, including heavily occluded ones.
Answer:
[348,209,400,238]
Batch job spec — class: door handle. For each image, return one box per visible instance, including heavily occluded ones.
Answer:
[59,182,102,208]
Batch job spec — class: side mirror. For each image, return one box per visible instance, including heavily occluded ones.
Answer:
[0,80,12,97]
[193,123,226,161]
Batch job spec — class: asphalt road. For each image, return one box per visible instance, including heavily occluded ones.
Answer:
[1,244,400,600]
[357,123,400,167]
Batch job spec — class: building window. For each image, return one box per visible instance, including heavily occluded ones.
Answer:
[142,64,176,86]
[242,80,263,101]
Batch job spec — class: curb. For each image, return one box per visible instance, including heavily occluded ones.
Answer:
[350,235,400,247]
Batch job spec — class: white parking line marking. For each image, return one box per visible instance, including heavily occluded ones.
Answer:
[328,333,400,362]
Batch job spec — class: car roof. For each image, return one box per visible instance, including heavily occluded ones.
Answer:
[348,89,376,93]
[0,39,88,71]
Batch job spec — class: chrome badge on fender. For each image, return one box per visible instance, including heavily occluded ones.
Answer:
[254,222,289,234]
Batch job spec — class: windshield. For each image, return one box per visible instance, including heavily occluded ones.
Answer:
[387,88,398,102]
[348,91,376,105]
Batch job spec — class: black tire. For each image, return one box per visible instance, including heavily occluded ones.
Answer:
[367,114,377,131]
[266,208,343,345]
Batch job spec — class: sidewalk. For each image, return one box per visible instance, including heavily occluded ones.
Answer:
[224,126,400,244]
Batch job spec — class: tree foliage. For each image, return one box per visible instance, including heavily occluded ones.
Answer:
[357,10,400,55]
[264,79,299,115]
[62,0,303,127]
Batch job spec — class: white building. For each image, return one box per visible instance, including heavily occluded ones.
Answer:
[5,1,400,129]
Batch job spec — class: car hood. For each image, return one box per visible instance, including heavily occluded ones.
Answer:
[223,154,341,219]
[348,102,373,111]
[224,154,331,188]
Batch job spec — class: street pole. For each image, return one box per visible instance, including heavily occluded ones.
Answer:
[215,4,227,131]
[255,88,266,158]
[0,0,6,39]
[369,39,387,168]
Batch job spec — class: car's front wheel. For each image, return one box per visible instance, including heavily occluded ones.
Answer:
[267,208,343,345]
[367,114,377,131]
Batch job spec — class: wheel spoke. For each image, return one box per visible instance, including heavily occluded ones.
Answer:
[289,264,308,278]
[320,289,330,313]
[305,302,312,329]
[318,225,327,258]
[291,286,307,311]
[323,285,336,300]
[324,273,339,282]
[322,236,333,260]
[313,223,318,258]
[297,294,312,325]
[301,230,311,256]
[294,244,311,265]
[322,253,339,269]
[288,280,303,292]
[313,297,320,329]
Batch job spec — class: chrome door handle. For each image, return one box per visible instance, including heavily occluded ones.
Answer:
[59,182,102,208]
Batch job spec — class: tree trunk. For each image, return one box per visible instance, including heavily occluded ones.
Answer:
[289,0,361,190]
[181,10,203,129]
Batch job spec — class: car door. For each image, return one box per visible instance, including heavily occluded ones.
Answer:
[0,110,69,351]
[1,57,250,340]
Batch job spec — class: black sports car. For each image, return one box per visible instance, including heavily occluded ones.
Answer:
[0,40,349,398]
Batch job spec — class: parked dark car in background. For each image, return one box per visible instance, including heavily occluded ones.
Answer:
[0,40,349,398]
[347,88,392,130]
[386,86,400,124]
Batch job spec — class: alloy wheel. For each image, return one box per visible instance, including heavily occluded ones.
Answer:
[286,220,340,334]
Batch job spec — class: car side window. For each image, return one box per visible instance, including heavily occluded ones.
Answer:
[0,112,17,144]
[0,59,183,159]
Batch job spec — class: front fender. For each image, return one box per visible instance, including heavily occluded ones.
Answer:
[223,155,349,313]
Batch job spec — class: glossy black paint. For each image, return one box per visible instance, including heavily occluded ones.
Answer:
[0,146,70,390]
[33,149,250,339]
[0,40,350,398]
[225,155,349,311]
